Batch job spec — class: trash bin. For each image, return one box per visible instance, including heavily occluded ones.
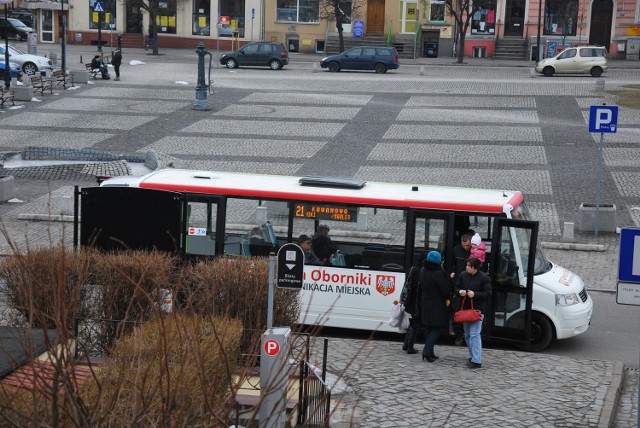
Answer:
[424,42,438,58]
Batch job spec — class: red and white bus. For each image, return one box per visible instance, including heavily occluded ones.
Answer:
[79,169,593,351]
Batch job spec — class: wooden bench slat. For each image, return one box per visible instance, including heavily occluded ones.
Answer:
[0,86,15,108]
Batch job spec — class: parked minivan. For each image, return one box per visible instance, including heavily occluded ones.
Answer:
[321,46,399,73]
[535,46,608,77]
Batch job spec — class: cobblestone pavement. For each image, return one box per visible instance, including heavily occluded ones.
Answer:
[0,43,639,426]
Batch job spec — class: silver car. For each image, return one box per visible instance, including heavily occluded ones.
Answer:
[535,46,608,77]
[0,44,54,75]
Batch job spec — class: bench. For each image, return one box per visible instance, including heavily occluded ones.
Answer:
[85,63,99,80]
[52,69,74,89]
[0,86,14,108]
[29,75,53,95]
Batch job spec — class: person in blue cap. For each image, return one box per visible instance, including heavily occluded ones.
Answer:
[415,250,451,362]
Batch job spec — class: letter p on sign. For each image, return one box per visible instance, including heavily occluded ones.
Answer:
[589,105,618,133]
[264,339,280,356]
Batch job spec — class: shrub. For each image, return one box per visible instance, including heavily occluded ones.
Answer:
[0,248,90,330]
[179,257,300,332]
[83,314,243,426]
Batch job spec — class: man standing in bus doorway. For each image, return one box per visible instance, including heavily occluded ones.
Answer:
[312,224,337,266]
[455,257,492,369]
[450,233,472,346]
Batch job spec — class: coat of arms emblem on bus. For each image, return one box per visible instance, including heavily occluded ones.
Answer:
[375,275,396,296]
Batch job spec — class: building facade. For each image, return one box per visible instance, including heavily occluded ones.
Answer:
[11,0,640,59]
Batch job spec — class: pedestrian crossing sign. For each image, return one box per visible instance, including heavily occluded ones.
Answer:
[93,2,104,12]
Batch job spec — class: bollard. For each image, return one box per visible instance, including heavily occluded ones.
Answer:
[595,78,605,95]
[192,42,212,111]
[562,222,575,243]
[419,65,425,76]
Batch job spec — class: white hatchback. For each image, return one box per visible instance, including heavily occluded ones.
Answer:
[535,46,607,77]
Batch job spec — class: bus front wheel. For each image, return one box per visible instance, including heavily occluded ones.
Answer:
[517,312,554,352]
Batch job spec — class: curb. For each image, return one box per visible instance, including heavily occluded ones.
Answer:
[599,361,625,428]
[541,241,606,252]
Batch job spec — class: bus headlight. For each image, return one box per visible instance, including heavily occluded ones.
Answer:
[556,293,581,306]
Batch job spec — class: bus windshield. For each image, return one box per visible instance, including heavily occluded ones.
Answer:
[510,203,552,276]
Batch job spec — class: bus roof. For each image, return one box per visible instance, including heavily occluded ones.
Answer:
[126,169,523,214]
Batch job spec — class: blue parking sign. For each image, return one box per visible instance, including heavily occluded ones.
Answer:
[619,227,640,283]
[589,105,618,133]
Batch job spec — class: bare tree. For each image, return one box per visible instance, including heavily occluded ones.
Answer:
[320,0,366,53]
[444,0,495,63]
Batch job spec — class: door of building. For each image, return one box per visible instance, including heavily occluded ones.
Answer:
[401,0,418,33]
[589,0,613,47]
[126,5,143,33]
[366,0,385,34]
[504,0,525,36]
[40,10,53,43]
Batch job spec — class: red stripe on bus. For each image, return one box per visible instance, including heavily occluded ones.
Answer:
[139,183,510,213]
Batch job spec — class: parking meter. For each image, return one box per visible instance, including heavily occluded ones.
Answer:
[192,42,213,111]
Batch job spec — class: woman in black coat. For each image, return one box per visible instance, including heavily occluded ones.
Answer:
[416,251,451,362]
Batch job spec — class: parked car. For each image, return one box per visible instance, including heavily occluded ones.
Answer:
[0,60,22,80]
[8,11,36,29]
[320,46,399,73]
[535,46,608,77]
[0,17,33,41]
[220,41,289,70]
[0,45,53,75]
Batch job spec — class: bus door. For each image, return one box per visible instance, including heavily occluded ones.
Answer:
[80,187,184,253]
[487,218,538,350]
[409,210,455,272]
[183,195,224,258]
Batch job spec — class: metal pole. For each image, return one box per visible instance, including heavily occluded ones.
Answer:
[594,132,604,236]
[61,0,67,75]
[3,4,9,89]
[97,10,103,51]
[536,0,542,61]
[192,42,211,111]
[267,252,275,329]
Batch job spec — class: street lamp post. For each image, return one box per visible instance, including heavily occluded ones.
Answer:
[1,0,12,89]
[61,0,67,75]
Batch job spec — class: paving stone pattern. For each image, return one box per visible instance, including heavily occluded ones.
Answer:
[0,47,639,426]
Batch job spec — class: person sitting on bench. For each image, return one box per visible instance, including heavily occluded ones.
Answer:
[91,53,110,80]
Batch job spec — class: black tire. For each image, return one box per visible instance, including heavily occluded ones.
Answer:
[543,67,554,77]
[374,63,387,73]
[511,312,554,352]
[328,62,340,72]
[269,59,282,70]
[590,67,603,77]
[225,58,238,69]
[22,62,37,75]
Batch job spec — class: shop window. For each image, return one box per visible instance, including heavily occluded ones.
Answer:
[155,0,177,34]
[193,0,211,35]
[276,0,320,23]
[219,0,245,37]
[89,0,116,30]
[543,0,578,36]
[471,4,496,34]
[429,1,445,22]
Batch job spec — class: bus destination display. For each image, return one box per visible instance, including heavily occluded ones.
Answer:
[294,204,357,222]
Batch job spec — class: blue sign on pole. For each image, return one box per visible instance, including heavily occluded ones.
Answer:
[93,1,104,12]
[618,227,640,283]
[589,105,619,133]
[353,21,364,37]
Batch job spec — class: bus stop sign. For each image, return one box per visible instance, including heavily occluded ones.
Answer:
[276,243,304,288]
